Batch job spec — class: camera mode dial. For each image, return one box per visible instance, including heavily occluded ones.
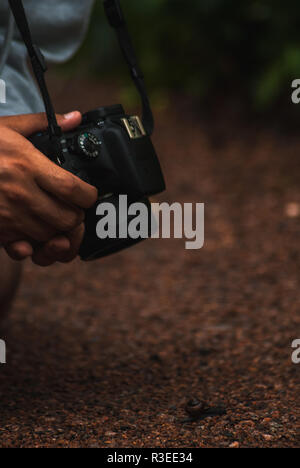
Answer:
[76,132,102,160]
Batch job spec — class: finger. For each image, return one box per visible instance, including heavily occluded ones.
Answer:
[59,223,85,264]
[16,215,56,243]
[28,189,85,233]
[5,241,33,261]
[46,236,71,254]
[31,236,71,267]
[36,163,98,210]
[1,111,82,137]
[58,112,82,132]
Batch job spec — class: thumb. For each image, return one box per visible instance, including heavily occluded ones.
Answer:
[0,111,82,136]
[57,111,83,132]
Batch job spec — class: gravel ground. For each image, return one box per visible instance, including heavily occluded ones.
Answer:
[0,80,299,448]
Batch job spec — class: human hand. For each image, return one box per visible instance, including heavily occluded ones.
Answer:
[0,112,98,265]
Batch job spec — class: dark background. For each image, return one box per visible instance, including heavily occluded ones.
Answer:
[64,0,300,117]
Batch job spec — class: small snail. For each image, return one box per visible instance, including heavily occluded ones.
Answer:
[185,398,226,421]
[185,398,208,419]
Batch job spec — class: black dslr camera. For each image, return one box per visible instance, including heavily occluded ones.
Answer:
[9,0,165,260]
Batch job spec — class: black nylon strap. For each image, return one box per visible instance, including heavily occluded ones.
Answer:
[8,0,154,137]
[103,0,154,135]
[8,0,62,140]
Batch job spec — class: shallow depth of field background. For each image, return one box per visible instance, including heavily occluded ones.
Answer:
[0,0,299,448]
[65,0,300,116]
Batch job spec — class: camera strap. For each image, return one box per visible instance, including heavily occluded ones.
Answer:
[8,0,154,137]
[8,0,62,142]
[103,0,154,135]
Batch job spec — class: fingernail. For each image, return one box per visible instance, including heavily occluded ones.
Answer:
[63,111,78,120]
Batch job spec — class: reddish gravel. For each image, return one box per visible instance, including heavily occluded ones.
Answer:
[0,79,299,448]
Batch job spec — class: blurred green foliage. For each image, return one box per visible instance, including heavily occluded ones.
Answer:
[72,0,300,110]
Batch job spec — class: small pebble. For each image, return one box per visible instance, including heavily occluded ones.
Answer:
[285,202,300,218]
[229,441,240,448]
[262,418,272,424]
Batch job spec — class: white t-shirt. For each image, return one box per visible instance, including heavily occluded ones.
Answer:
[0,0,94,115]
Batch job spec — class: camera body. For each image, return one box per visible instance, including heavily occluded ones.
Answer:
[29,104,166,260]
[10,0,166,260]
